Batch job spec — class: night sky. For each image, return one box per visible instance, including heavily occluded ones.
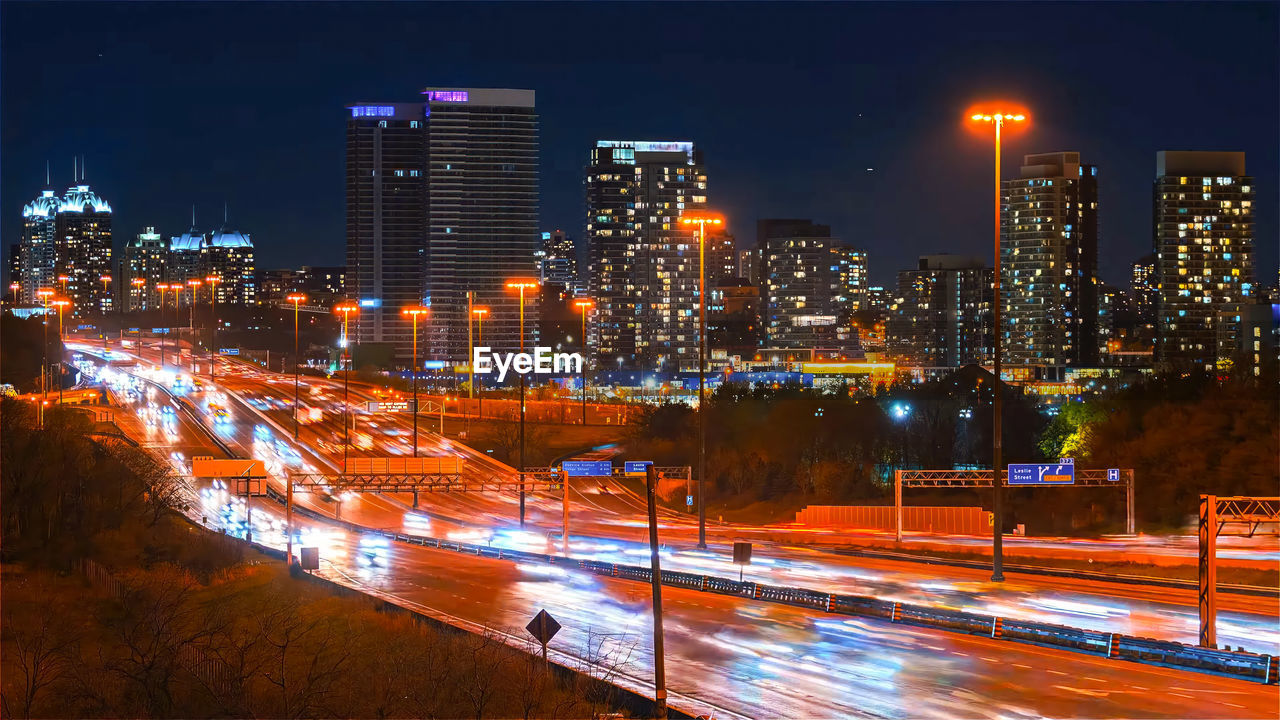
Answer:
[3,2,1277,288]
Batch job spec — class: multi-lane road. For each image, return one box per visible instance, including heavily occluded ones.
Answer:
[70,338,1277,718]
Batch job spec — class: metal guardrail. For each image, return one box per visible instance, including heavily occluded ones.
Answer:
[259,487,1278,685]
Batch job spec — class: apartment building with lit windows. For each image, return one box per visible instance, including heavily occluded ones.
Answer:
[887,255,992,366]
[1001,151,1099,367]
[585,140,708,369]
[1153,151,1255,369]
[346,89,539,364]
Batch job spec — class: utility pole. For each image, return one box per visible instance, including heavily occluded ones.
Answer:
[644,465,668,719]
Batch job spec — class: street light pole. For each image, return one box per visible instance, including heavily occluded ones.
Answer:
[335,302,359,473]
[37,289,52,399]
[402,306,429,457]
[207,275,222,385]
[680,212,723,550]
[506,280,538,528]
[472,306,488,420]
[156,283,170,369]
[52,298,70,403]
[187,279,202,372]
[574,299,594,425]
[288,293,307,439]
[970,108,1026,583]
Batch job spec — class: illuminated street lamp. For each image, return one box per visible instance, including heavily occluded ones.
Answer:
[287,293,308,438]
[36,288,53,397]
[401,305,430,456]
[679,210,724,549]
[130,277,145,311]
[99,274,112,316]
[50,298,71,403]
[969,106,1027,583]
[471,305,489,419]
[206,275,222,384]
[505,278,539,527]
[186,279,202,370]
[334,301,360,470]
[573,298,594,425]
[57,274,69,294]
[156,283,173,368]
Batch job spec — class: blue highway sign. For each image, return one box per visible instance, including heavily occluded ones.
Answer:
[624,460,653,475]
[1107,468,1121,482]
[1008,463,1076,485]
[563,460,613,477]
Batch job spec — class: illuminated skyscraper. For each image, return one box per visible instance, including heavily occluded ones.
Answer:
[1130,253,1157,328]
[888,255,992,366]
[1153,151,1255,369]
[18,188,60,304]
[122,227,168,311]
[538,229,578,291]
[56,182,113,317]
[833,246,868,314]
[1001,151,1098,367]
[586,140,707,369]
[760,220,858,351]
[205,226,257,305]
[345,89,539,363]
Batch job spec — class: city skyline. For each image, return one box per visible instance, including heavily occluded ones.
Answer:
[3,2,1277,287]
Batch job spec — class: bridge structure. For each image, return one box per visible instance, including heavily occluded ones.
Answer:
[1199,495,1279,648]
[893,468,1136,542]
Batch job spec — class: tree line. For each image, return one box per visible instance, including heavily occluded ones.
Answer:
[0,400,640,718]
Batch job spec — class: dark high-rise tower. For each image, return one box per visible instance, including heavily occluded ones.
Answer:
[346,102,429,360]
[1001,152,1098,367]
[345,90,539,363]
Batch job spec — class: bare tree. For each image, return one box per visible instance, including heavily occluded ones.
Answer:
[256,597,351,719]
[1,583,78,719]
[457,626,508,719]
[105,565,213,717]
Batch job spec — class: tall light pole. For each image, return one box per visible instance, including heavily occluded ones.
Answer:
[334,302,359,471]
[129,278,145,316]
[573,298,594,425]
[36,288,53,398]
[287,293,307,438]
[471,305,489,420]
[186,279,202,372]
[679,211,724,549]
[402,306,429,456]
[156,283,172,368]
[505,279,538,528]
[99,274,112,319]
[969,107,1026,583]
[206,275,222,384]
[51,298,71,403]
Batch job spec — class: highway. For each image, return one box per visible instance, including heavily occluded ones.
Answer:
[70,339,1278,717]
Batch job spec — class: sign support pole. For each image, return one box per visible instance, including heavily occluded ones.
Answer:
[562,470,570,557]
[894,470,903,543]
[1199,494,1217,648]
[286,479,294,565]
[1126,470,1136,535]
[645,465,668,719]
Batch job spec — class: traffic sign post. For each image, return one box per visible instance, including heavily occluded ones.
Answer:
[732,541,752,582]
[526,609,561,668]
[1107,468,1120,482]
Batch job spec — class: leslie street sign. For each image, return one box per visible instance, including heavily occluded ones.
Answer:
[1007,462,1076,485]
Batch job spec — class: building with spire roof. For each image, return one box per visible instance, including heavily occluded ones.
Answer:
[18,188,61,304]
